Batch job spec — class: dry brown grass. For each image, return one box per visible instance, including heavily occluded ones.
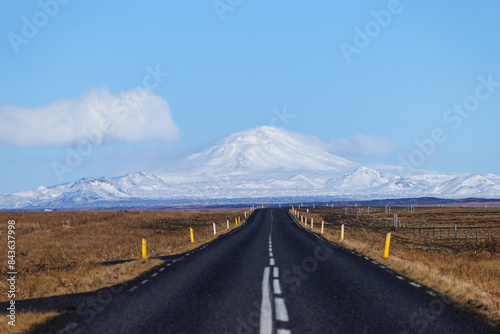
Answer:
[292,206,500,325]
[0,209,252,302]
[0,311,60,334]
[17,258,164,301]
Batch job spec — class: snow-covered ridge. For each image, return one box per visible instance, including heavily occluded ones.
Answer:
[1,126,499,209]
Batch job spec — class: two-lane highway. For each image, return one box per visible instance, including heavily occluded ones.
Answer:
[31,208,498,333]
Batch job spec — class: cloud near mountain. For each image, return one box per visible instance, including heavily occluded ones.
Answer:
[0,87,179,147]
[322,133,396,156]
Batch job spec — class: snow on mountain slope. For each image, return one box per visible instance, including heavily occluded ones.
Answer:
[485,173,500,184]
[154,126,356,179]
[0,126,499,209]
[271,174,322,189]
[115,171,170,197]
[49,177,130,204]
[324,166,389,190]
[371,176,417,194]
[428,174,500,197]
[0,177,130,208]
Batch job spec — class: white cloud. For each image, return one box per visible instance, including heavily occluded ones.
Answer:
[321,133,396,156]
[0,87,179,147]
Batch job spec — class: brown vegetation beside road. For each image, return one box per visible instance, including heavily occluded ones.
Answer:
[0,209,251,331]
[292,205,500,325]
[0,209,250,301]
[0,311,60,334]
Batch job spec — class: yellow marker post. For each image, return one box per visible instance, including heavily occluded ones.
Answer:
[142,238,147,258]
[235,218,238,226]
[341,224,344,241]
[238,217,241,224]
[321,221,324,234]
[190,228,194,243]
[384,233,391,258]
[355,203,357,208]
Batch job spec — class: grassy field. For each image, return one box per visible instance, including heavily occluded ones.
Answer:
[0,311,60,334]
[293,205,500,325]
[0,208,251,332]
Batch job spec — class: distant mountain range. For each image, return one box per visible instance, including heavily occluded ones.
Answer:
[2,126,499,209]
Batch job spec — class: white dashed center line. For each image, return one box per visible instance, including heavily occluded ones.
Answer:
[259,213,290,334]
[260,267,273,334]
[277,330,291,334]
[273,279,282,295]
[275,298,289,322]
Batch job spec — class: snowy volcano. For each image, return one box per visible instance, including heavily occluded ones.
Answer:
[154,126,355,179]
[1,126,499,209]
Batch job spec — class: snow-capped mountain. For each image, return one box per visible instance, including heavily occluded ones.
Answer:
[50,177,129,204]
[427,174,500,197]
[1,126,499,209]
[324,166,389,190]
[114,171,170,197]
[153,126,356,180]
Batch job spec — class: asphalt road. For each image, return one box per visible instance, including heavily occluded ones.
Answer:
[20,208,500,333]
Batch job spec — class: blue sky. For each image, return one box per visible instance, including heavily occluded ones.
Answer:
[1,0,499,194]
